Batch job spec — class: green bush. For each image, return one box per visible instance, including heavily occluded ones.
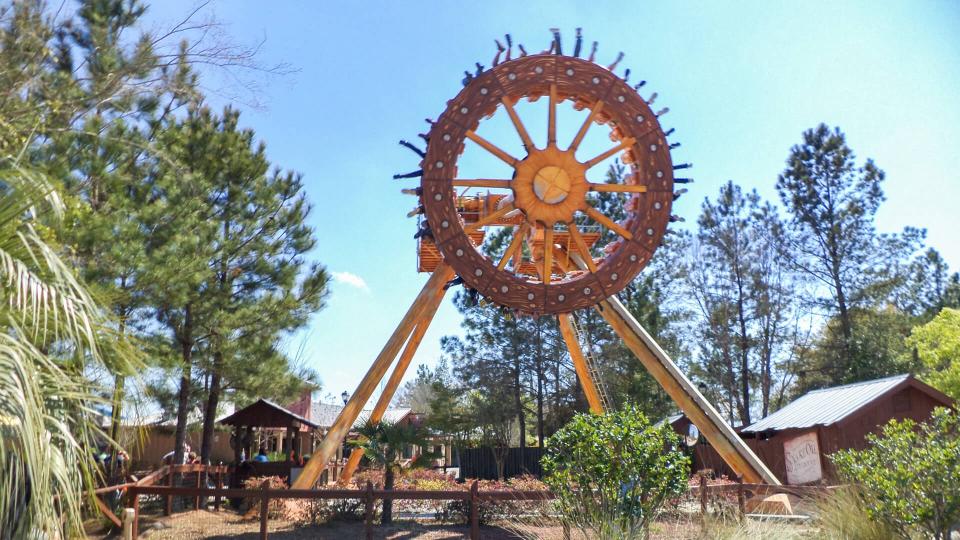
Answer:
[831,407,960,540]
[541,405,690,539]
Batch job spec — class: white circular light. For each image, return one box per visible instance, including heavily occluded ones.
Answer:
[636,115,644,122]
[646,228,654,236]
[611,273,619,281]
[475,268,483,277]
[534,66,543,74]
[527,292,535,300]
[500,285,509,293]
[618,95,625,103]
[436,161,444,168]
[583,287,592,295]
[460,107,469,114]
[441,220,449,228]
[566,68,574,76]
[656,171,663,178]
[443,133,451,142]
[557,294,565,301]
[508,73,517,80]
[654,202,662,210]
[435,193,443,201]
[591,76,600,84]
[649,144,657,151]
[630,254,638,262]
[480,88,488,95]
[455,248,464,257]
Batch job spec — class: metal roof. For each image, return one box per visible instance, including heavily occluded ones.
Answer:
[309,402,414,429]
[742,374,910,433]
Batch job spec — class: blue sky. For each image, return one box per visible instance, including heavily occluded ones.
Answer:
[143,1,960,404]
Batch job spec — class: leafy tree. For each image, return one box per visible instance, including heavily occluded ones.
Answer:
[684,181,800,424]
[776,124,923,385]
[832,407,960,540]
[542,405,689,539]
[907,308,960,400]
[350,420,436,524]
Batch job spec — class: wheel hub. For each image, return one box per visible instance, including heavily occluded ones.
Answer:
[512,145,588,226]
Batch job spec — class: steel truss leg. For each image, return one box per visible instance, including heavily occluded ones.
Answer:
[292,264,454,489]
[557,314,605,414]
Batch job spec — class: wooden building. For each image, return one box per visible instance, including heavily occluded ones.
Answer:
[671,374,954,484]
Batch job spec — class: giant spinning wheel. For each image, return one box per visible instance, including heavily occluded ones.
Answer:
[293,34,780,489]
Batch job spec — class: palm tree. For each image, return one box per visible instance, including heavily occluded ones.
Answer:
[0,162,136,537]
[350,419,438,524]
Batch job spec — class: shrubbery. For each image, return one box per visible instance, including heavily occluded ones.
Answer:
[831,407,960,540]
[542,405,690,539]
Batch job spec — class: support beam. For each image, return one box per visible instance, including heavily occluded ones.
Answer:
[292,264,455,489]
[557,314,604,414]
[596,296,780,485]
[339,291,445,483]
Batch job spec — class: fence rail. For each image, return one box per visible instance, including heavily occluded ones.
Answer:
[95,464,838,540]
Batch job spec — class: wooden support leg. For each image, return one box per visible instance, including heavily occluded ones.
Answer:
[596,296,779,484]
[557,314,604,414]
[292,264,455,489]
[340,286,446,483]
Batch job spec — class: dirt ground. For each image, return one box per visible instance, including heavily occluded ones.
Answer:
[114,510,815,539]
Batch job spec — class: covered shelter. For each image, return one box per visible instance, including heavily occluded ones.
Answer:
[218,399,319,466]
[673,374,954,484]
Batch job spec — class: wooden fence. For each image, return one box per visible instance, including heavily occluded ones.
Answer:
[94,464,838,540]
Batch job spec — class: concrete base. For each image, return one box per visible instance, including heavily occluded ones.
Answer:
[744,493,795,515]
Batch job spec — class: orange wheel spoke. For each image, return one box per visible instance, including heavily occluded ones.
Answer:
[464,203,515,232]
[498,223,529,270]
[452,179,513,189]
[547,84,558,146]
[543,227,554,284]
[569,100,604,153]
[501,97,536,151]
[588,183,648,193]
[465,130,519,166]
[584,137,636,169]
[584,206,633,240]
[567,223,598,272]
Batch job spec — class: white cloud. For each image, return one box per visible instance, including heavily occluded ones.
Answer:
[331,271,370,293]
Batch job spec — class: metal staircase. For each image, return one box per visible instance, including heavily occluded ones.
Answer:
[569,316,613,411]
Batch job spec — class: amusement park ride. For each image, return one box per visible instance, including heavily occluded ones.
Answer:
[292,33,780,489]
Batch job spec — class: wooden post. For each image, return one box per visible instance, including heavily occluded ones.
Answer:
[699,474,708,525]
[259,480,269,540]
[194,469,202,510]
[293,264,454,489]
[121,508,134,540]
[341,302,444,483]
[737,474,745,522]
[164,466,174,516]
[131,487,140,539]
[470,480,479,540]
[557,314,604,413]
[597,296,779,484]
[364,481,374,540]
[215,466,223,511]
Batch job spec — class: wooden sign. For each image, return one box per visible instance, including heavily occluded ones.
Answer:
[783,431,822,484]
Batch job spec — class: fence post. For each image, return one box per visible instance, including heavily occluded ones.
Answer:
[737,474,745,522]
[364,481,374,540]
[131,487,140,539]
[164,466,174,516]
[215,466,223,511]
[470,480,479,540]
[699,474,708,525]
[562,521,571,540]
[195,469,202,510]
[121,508,134,540]
[259,479,269,540]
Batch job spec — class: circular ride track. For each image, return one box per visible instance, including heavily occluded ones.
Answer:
[420,53,676,315]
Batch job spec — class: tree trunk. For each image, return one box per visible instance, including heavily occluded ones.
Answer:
[200,352,223,464]
[382,467,394,524]
[535,320,545,448]
[735,273,751,426]
[173,304,193,465]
